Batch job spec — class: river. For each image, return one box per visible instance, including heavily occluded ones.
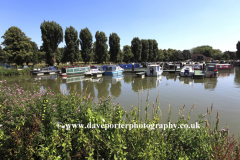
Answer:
[1,67,240,137]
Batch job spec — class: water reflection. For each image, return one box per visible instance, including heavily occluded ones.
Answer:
[178,77,193,85]
[95,78,110,99]
[234,67,240,87]
[132,76,162,92]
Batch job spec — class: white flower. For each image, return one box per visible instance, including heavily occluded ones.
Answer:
[102,118,105,122]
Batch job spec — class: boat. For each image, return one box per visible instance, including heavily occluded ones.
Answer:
[204,63,218,78]
[193,64,203,70]
[62,76,85,83]
[31,66,58,75]
[60,66,90,77]
[146,65,163,76]
[119,63,142,69]
[179,66,194,77]
[84,69,104,77]
[90,65,104,71]
[104,65,123,76]
[216,64,234,70]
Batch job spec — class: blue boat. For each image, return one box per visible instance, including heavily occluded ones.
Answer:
[119,63,142,69]
[104,65,124,75]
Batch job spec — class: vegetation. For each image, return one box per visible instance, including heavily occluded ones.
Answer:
[109,33,121,63]
[40,20,63,66]
[237,41,240,59]
[95,31,108,64]
[1,27,33,65]
[80,28,93,64]
[1,24,238,66]
[0,67,30,76]
[131,37,142,62]
[64,26,80,65]
[0,81,240,159]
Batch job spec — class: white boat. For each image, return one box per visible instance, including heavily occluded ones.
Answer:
[146,65,163,76]
[84,69,104,77]
[104,65,124,76]
[179,66,194,77]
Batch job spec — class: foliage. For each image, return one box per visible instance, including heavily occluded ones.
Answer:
[152,40,159,62]
[131,37,142,62]
[56,47,64,65]
[191,45,213,58]
[1,26,32,65]
[40,20,63,66]
[80,27,93,64]
[0,46,4,63]
[141,39,149,62]
[148,39,153,62]
[236,41,240,59]
[64,26,80,65]
[109,33,121,63]
[0,81,239,159]
[222,52,230,60]
[157,49,165,61]
[122,45,133,63]
[0,68,30,76]
[182,50,191,60]
[212,49,222,60]
[95,31,108,64]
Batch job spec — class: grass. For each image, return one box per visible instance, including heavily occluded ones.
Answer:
[0,80,240,159]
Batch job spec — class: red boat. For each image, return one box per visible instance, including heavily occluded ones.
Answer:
[216,64,234,70]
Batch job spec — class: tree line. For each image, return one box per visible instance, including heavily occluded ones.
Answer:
[1,20,240,66]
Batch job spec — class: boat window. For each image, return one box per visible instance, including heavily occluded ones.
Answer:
[208,67,215,71]
[62,68,66,73]
[106,67,112,71]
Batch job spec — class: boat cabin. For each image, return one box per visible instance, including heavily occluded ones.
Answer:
[146,65,162,76]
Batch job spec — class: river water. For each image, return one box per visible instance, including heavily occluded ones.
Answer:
[1,67,240,137]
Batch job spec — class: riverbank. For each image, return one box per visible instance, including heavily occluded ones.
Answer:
[0,80,239,159]
[0,67,31,76]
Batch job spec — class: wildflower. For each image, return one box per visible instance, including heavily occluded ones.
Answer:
[102,119,105,122]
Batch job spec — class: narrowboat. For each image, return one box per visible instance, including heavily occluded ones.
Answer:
[204,63,218,78]
[179,66,194,77]
[104,65,124,76]
[146,65,163,76]
[216,64,234,70]
[60,66,90,77]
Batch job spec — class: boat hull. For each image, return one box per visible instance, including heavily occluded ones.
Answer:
[105,70,123,75]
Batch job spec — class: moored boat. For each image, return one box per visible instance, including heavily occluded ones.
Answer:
[179,66,194,77]
[146,65,163,76]
[104,65,123,76]
[216,64,234,70]
[60,66,90,77]
[204,63,218,78]
[84,69,104,77]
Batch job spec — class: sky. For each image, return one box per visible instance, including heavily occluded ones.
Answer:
[1,0,240,52]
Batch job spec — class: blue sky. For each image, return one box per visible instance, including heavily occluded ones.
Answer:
[1,0,240,52]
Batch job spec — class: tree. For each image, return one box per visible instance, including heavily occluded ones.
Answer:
[163,49,169,61]
[141,39,149,62]
[1,26,32,65]
[237,41,240,59]
[0,46,5,63]
[123,45,133,63]
[95,31,108,64]
[64,26,80,64]
[109,33,121,63]
[191,45,213,58]
[182,50,191,60]
[131,37,142,62]
[80,27,93,64]
[152,40,159,62]
[212,49,222,60]
[40,20,63,66]
[56,47,64,65]
[222,52,230,60]
[157,49,165,61]
[148,39,153,62]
